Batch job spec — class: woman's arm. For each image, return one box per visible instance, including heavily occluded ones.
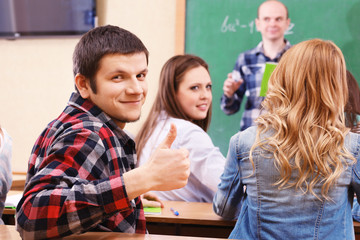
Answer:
[213,133,244,220]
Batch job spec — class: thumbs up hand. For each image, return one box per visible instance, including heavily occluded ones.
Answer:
[158,122,178,149]
[144,123,190,191]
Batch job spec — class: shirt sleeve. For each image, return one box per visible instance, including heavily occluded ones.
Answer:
[213,133,244,220]
[179,124,226,193]
[0,128,12,224]
[353,201,360,222]
[16,127,133,239]
[220,53,247,115]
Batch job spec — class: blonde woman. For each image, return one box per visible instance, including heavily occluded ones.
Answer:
[213,39,360,239]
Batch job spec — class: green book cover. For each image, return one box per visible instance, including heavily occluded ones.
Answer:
[260,62,277,97]
[143,207,162,215]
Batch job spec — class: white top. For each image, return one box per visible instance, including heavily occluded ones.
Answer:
[0,128,12,224]
[138,112,226,202]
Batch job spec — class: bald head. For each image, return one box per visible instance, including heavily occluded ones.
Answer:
[257,0,289,19]
[255,0,290,42]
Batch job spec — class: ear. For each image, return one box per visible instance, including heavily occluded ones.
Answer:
[75,73,91,99]
[286,18,291,28]
[255,18,260,31]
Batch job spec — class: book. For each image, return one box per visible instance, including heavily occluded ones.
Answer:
[5,193,22,209]
[260,62,278,97]
[143,207,162,215]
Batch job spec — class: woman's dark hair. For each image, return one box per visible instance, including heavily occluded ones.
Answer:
[136,54,212,158]
[345,70,360,130]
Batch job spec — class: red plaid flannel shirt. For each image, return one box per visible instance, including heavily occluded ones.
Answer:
[16,92,146,239]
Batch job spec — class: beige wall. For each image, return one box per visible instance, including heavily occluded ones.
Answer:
[0,0,184,172]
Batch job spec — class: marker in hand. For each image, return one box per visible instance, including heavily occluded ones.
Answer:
[170,207,179,216]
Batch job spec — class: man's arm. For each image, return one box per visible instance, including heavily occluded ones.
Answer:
[221,51,248,115]
[16,127,136,239]
[16,124,189,239]
[220,72,244,115]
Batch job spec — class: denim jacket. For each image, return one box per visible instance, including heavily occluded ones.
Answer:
[213,126,360,240]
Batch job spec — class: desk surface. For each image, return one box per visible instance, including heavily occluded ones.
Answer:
[2,197,233,218]
[4,197,360,237]
[0,225,227,240]
[145,201,235,226]
[2,197,236,227]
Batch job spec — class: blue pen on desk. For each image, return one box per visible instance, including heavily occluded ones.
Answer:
[170,207,179,216]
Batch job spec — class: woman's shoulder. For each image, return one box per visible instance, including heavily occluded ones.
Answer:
[162,117,215,148]
[166,116,205,133]
[231,126,257,144]
[146,116,204,143]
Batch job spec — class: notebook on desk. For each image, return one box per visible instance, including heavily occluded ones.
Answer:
[5,193,22,209]
[143,207,162,215]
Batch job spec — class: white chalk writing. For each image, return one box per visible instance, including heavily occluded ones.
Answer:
[220,15,295,35]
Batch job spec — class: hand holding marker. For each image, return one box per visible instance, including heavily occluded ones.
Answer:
[170,207,179,216]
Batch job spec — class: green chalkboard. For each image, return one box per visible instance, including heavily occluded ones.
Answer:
[185,0,360,156]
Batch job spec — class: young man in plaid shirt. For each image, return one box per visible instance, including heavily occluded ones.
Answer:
[16,25,190,239]
[221,0,291,131]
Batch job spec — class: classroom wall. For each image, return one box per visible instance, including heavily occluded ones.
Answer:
[0,0,183,172]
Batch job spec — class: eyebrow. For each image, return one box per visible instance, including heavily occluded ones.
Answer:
[140,68,149,74]
[108,67,148,75]
[188,80,212,86]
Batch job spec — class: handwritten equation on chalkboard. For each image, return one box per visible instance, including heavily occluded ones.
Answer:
[220,16,295,35]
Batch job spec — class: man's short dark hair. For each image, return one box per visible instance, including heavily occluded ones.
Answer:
[73,25,149,93]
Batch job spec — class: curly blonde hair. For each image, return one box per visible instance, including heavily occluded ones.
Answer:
[251,39,355,200]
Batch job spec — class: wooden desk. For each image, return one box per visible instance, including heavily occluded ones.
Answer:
[354,221,360,240]
[2,199,234,238]
[0,225,227,240]
[0,225,21,240]
[4,198,360,239]
[145,201,235,238]
[146,201,360,239]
